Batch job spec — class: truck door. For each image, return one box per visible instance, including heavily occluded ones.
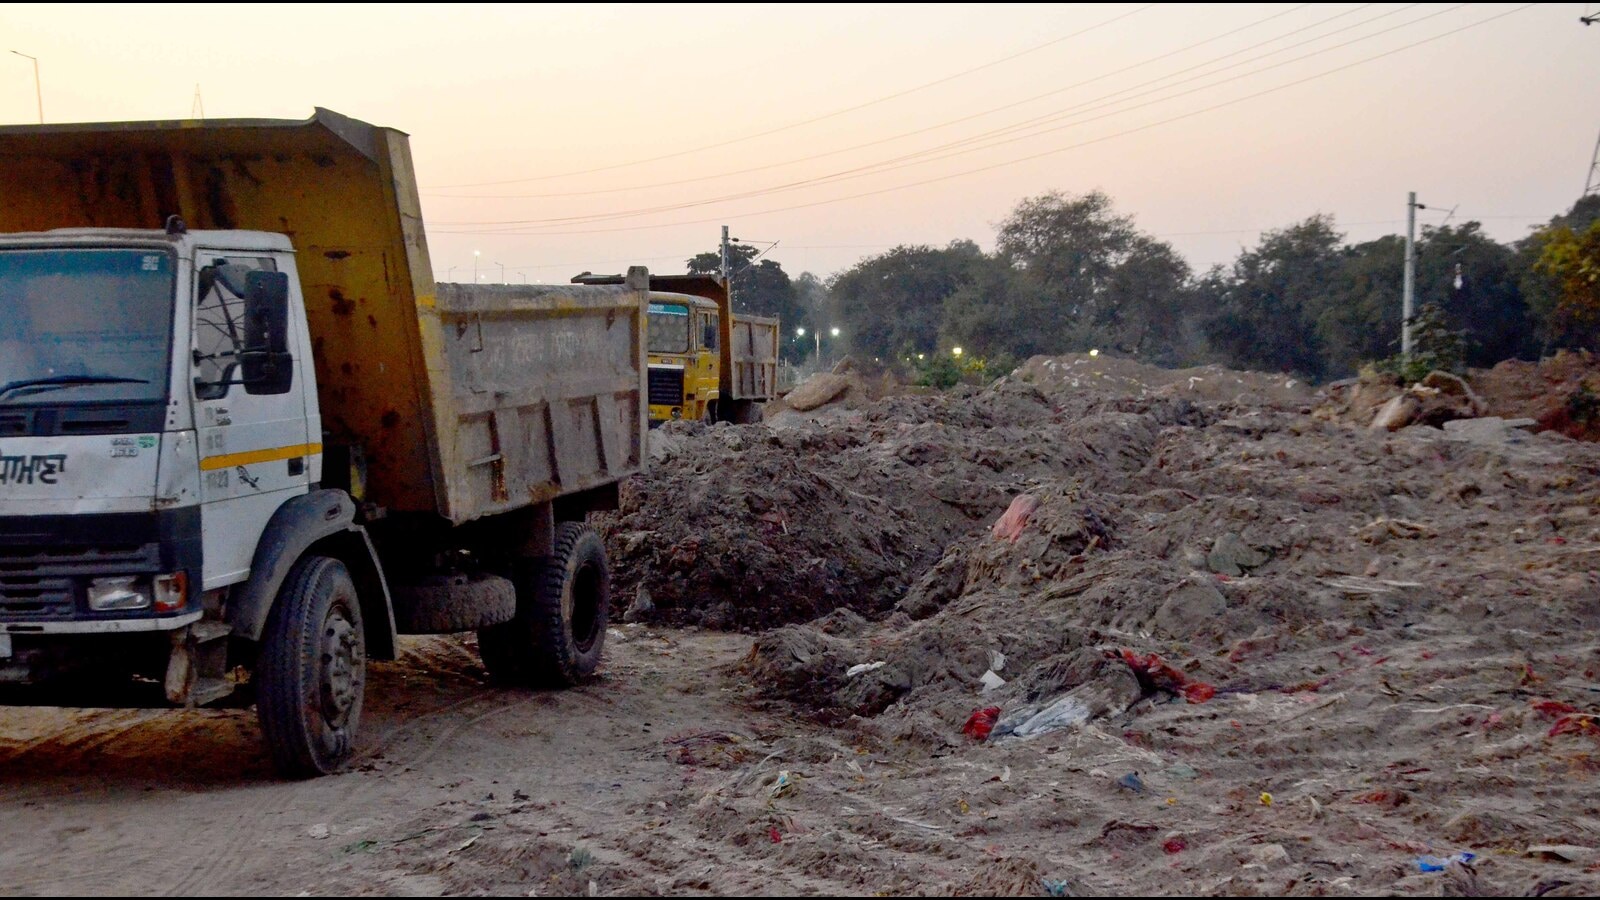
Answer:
[700,311,720,410]
[191,252,314,590]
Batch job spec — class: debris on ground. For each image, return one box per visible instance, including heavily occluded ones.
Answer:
[594,350,1600,895]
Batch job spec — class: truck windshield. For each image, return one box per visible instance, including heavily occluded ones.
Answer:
[647,302,690,354]
[0,248,174,405]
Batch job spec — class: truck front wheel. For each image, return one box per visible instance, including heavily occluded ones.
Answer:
[477,522,610,687]
[256,556,366,777]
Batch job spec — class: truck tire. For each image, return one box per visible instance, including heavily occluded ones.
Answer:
[476,522,610,687]
[732,400,765,424]
[392,574,516,634]
[256,556,366,778]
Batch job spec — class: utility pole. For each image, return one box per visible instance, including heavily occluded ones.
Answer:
[10,51,41,124]
[191,84,204,120]
[1585,127,1600,198]
[719,225,730,285]
[1402,192,1422,361]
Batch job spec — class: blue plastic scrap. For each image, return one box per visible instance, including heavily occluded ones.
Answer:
[1417,851,1477,872]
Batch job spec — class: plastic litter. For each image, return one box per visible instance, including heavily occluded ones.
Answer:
[768,826,782,844]
[1417,851,1476,872]
[991,494,1039,542]
[1259,792,1273,807]
[1163,836,1187,854]
[1116,649,1216,703]
[769,770,799,799]
[1115,772,1145,794]
[961,706,1001,741]
[1040,878,1071,897]
[1004,694,1091,739]
[979,669,1007,693]
[845,661,886,678]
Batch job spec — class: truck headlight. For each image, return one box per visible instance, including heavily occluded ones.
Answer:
[88,576,151,611]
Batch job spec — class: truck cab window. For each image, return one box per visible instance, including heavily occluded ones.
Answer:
[193,256,277,399]
[647,302,690,354]
[702,314,718,351]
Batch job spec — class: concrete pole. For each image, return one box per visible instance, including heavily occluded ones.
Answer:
[10,52,41,124]
[719,225,730,286]
[1402,191,1417,361]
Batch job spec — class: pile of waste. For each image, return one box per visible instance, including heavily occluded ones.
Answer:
[603,349,1600,895]
[1319,350,1600,440]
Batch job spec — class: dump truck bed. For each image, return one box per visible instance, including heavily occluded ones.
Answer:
[728,313,779,401]
[0,108,647,524]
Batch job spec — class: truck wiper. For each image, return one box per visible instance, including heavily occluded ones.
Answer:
[0,374,150,399]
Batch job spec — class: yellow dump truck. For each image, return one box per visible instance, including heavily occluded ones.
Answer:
[0,109,648,775]
[577,274,778,424]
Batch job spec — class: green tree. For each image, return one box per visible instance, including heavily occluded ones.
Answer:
[1533,219,1600,348]
[945,190,1192,363]
[1312,234,1404,376]
[826,240,991,362]
[1417,222,1528,366]
[1199,215,1344,379]
[1519,196,1600,351]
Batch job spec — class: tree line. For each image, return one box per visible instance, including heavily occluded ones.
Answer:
[689,191,1600,381]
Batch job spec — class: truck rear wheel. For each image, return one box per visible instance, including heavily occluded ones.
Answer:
[477,522,610,687]
[256,556,366,778]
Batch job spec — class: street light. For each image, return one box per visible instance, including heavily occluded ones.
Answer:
[830,327,840,338]
[494,261,505,283]
[473,250,480,283]
[10,51,41,124]
[446,265,457,282]
[952,346,963,357]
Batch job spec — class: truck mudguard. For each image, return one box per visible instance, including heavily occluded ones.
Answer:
[227,489,395,658]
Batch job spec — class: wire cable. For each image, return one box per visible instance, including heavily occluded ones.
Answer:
[430,4,1538,238]
[424,4,1155,189]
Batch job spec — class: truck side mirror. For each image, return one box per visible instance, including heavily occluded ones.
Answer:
[242,270,293,395]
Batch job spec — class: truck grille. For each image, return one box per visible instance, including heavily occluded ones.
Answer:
[0,542,161,622]
[648,366,684,407]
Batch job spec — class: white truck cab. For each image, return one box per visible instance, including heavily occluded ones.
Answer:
[0,225,337,702]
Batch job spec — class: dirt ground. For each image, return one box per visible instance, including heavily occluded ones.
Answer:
[5,351,1600,897]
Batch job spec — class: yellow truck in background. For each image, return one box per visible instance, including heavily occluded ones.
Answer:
[576,274,779,425]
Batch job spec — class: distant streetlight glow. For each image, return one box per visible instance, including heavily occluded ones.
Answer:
[1089,348,1100,357]
[796,327,806,336]
[952,346,963,357]
[830,327,840,337]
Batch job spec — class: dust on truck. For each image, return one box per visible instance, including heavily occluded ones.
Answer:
[0,109,648,775]
[577,274,778,424]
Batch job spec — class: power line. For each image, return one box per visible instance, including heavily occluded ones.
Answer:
[423,3,1155,189]
[425,3,1327,201]
[441,3,1463,230]
[430,3,1539,238]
